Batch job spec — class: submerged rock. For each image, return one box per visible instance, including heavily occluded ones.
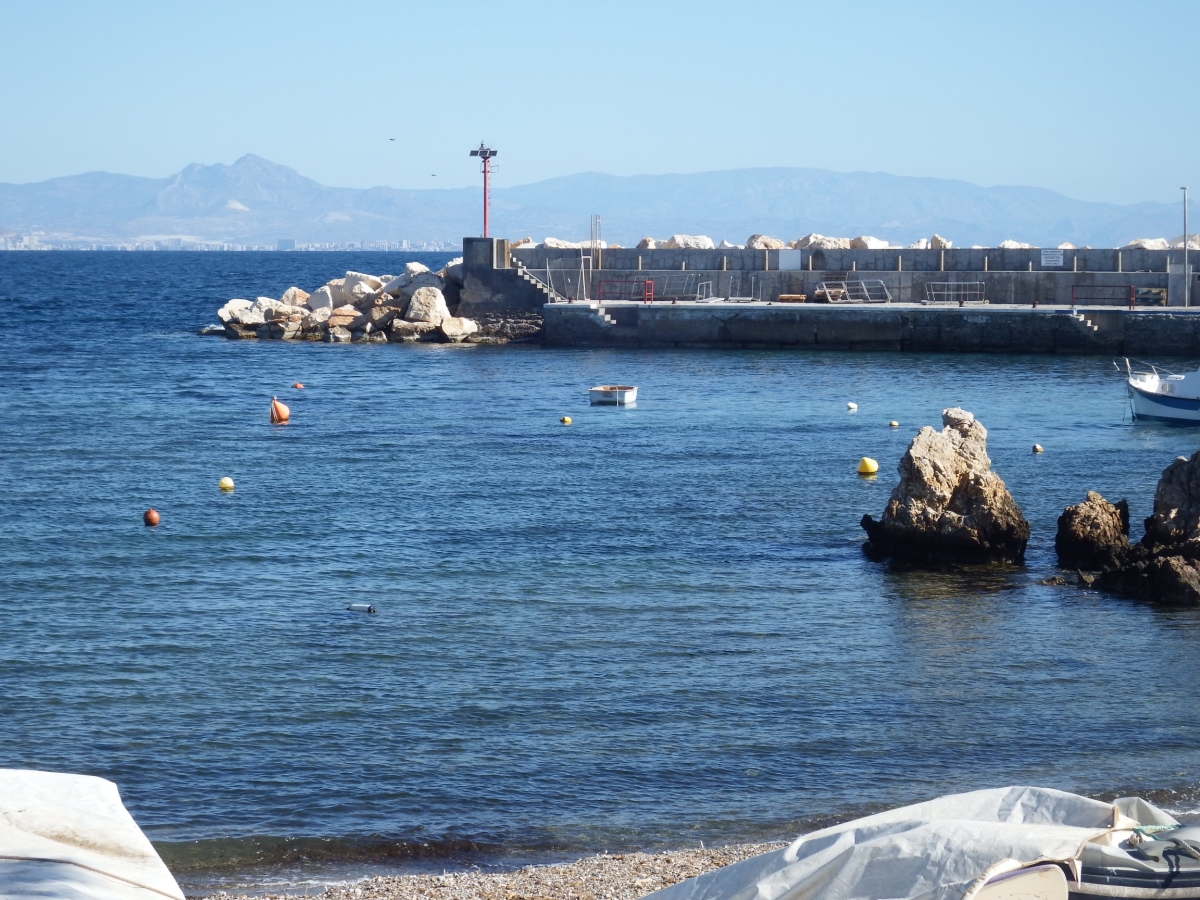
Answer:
[860,408,1030,564]
[1054,491,1130,570]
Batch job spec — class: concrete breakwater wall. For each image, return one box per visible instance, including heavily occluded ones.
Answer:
[462,239,1199,310]
[543,302,1200,355]
[512,244,1187,275]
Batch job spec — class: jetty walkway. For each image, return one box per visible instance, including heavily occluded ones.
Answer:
[457,237,1200,354]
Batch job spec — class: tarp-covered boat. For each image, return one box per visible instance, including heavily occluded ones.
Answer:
[643,786,1196,900]
[0,768,184,900]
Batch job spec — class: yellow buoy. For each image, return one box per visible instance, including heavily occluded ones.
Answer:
[889,420,899,427]
[561,416,572,425]
[218,477,235,492]
[857,457,879,475]
[1032,444,1044,454]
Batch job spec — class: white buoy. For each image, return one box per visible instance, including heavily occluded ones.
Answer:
[847,402,858,411]
[347,603,377,614]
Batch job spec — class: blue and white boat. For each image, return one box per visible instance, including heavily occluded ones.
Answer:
[1125,358,1200,423]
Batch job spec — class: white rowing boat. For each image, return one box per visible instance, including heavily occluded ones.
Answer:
[589,385,638,405]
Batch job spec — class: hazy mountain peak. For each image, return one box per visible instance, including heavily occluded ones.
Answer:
[0,156,1186,247]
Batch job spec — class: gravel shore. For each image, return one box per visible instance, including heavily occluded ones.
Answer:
[197,842,783,900]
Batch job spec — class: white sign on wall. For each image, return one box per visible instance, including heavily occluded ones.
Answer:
[778,248,803,271]
[1041,249,1064,267]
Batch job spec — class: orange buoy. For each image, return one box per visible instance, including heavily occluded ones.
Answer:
[269,396,290,424]
[292,382,304,389]
[143,509,160,527]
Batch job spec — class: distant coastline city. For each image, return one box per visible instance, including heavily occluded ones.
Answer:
[0,234,458,251]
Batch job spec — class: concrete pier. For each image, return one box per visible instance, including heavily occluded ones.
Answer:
[459,238,1200,354]
[542,301,1200,355]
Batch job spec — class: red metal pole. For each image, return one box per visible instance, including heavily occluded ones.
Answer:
[483,157,490,238]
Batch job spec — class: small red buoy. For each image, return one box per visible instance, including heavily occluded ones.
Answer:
[269,396,290,424]
[143,509,160,527]
[292,382,304,389]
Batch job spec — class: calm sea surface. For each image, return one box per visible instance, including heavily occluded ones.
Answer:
[2,253,1199,894]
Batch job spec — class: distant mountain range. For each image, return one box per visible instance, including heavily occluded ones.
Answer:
[0,154,1186,248]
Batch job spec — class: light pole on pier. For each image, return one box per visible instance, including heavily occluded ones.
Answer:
[1183,186,1190,307]
[470,143,498,238]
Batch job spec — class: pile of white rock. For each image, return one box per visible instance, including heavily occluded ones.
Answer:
[215,260,480,344]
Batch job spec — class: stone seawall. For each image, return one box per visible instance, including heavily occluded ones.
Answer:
[543,302,1200,355]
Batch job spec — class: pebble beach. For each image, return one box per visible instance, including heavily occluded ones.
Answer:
[197,843,783,900]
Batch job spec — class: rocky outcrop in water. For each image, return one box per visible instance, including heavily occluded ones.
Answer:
[1054,491,1130,570]
[860,408,1030,564]
[210,259,539,345]
[1082,451,1200,606]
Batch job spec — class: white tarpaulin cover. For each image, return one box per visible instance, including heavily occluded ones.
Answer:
[0,768,184,900]
[644,786,1180,900]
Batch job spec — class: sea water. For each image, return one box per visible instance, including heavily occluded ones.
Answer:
[1,253,1199,894]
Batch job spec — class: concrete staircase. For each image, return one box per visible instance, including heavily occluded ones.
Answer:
[1069,311,1100,333]
[514,262,616,327]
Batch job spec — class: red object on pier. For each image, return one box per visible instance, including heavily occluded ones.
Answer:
[469,143,498,238]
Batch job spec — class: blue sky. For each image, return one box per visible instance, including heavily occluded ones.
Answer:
[1,0,1198,205]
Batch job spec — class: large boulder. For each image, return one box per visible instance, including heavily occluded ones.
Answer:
[999,239,1036,250]
[223,322,258,339]
[326,305,361,328]
[231,306,265,326]
[324,325,351,343]
[1122,238,1170,251]
[860,408,1030,564]
[636,237,658,250]
[1055,492,1130,570]
[217,298,252,323]
[908,238,931,250]
[929,234,953,249]
[344,271,382,292]
[343,272,382,308]
[264,303,308,321]
[389,320,441,342]
[279,286,310,306]
[405,287,450,324]
[795,233,851,250]
[1142,452,1200,547]
[1096,552,1200,607]
[325,278,346,305]
[257,317,302,340]
[308,285,336,310]
[362,306,398,331]
[437,257,464,285]
[663,235,714,250]
[398,271,444,300]
[850,236,890,250]
[1082,451,1200,606]
[440,316,479,342]
[746,234,786,250]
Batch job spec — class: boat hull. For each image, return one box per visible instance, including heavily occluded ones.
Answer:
[1070,867,1200,900]
[589,385,638,405]
[1129,383,1200,424]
